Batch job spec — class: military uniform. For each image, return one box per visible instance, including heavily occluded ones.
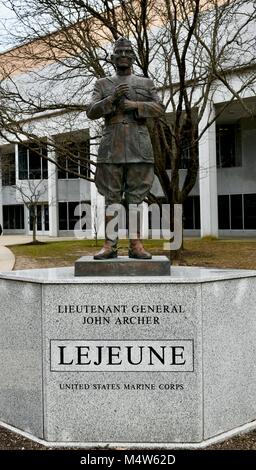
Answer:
[86,73,163,204]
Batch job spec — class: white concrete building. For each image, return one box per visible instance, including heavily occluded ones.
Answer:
[1,95,256,239]
[0,4,256,239]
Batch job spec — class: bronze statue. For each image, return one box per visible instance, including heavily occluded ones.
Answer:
[86,38,163,259]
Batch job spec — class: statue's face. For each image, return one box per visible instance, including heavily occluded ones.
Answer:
[111,46,135,69]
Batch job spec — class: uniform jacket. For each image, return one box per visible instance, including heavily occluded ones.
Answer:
[86,74,164,164]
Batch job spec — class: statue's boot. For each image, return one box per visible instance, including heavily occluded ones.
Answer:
[128,237,152,259]
[94,239,117,260]
[94,215,118,260]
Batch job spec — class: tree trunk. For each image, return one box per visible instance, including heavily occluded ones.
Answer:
[33,213,37,243]
[94,230,98,247]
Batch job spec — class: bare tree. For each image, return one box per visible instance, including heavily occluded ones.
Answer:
[15,178,48,243]
[0,0,256,235]
[91,201,99,246]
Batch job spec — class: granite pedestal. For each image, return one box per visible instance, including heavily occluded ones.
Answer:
[74,255,170,276]
[0,266,256,447]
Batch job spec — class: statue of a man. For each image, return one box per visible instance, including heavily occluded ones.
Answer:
[86,38,163,259]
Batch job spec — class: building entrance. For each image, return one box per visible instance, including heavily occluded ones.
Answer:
[29,204,49,234]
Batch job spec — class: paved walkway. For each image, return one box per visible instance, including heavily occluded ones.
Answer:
[0,245,15,272]
[0,235,79,246]
[0,235,78,272]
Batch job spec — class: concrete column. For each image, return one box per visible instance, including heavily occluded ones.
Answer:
[47,141,58,237]
[199,103,218,238]
[15,143,19,183]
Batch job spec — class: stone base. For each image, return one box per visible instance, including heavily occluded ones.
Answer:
[2,418,256,449]
[0,266,256,445]
[74,256,170,277]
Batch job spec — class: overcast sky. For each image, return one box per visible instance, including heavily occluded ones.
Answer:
[0,2,18,52]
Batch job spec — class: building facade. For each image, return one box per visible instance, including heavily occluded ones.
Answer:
[0,6,256,239]
[1,95,256,239]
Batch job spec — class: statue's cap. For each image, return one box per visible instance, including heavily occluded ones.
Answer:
[113,37,133,50]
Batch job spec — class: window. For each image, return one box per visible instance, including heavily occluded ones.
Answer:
[57,140,90,179]
[179,133,198,170]
[231,194,243,229]
[58,201,89,231]
[59,202,68,230]
[29,204,49,231]
[3,205,24,229]
[1,152,16,186]
[218,194,256,230]
[244,194,256,229]
[148,197,201,231]
[183,197,193,228]
[18,145,28,180]
[44,205,49,231]
[218,195,230,229]
[18,142,48,180]
[216,124,242,168]
[69,202,80,230]
[183,196,200,229]
[164,133,199,170]
[165,113,198,170]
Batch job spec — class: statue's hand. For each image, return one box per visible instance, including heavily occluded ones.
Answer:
[122,99,138,111]
[111,84,130,102]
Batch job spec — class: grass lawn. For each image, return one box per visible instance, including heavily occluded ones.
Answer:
[9,237,256,270]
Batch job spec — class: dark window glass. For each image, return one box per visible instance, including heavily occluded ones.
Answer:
[58,202,68,230]
[57,140,90,179]
[29,204,49,231]
[29,206,35,231]
[9,206,15,229]
[66,143,79,178]
[216,124,241,168]
[16,204,22,228]
[79,141,91,178]
[179,131,198,170]
[18,145,28,179]
[2,153,15,186]
[183,197,194,229]
[244,194,256,229]
[68,201,80,230]
[37,205,42,231]
[183,196,200,230]
[57,152,67,179]
[57,144,79,179]
[18,142,48,179]
[44,205,49,231]
[231,195,243,229]
[3,205,24,229]
[180,137,190,170]
[4,206,9,229]
[42,145,48,179]
[29,145,42,179]
[58,201,81,231]
[194,196,201,229]
[67,155,79,178]
[80,201,91,231]
[218,195,230,229]
[20,206,25,229]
